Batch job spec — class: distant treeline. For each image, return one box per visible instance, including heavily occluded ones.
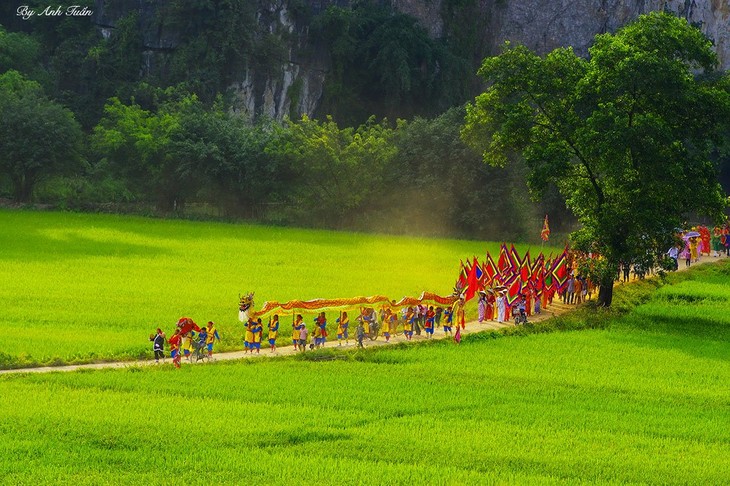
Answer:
[0,0,580,239]
[2,3,728,238]
[0,68,572,240]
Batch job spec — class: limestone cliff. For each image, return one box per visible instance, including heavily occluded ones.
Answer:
[395,0,729,69]
[93,0,730,121]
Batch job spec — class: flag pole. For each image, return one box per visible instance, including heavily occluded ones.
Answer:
[540,214,549,249]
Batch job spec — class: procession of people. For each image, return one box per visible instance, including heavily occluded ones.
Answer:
[265,300,471,353]
[150,317,220,368]
[150,223,730,367]
[149,297,475,366]
[675,225,730,269]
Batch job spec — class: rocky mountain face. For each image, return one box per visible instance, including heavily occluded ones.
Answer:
[93,0,730,121]
[396,0,729,67]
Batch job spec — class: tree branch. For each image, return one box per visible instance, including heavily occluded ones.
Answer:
[526,91,605,208]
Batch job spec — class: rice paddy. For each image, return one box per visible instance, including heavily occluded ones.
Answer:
[0,210,728,484]
[0,209,558,367]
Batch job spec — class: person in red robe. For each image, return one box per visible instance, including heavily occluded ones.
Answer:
[523,288,532,316]
[486,292,495,321]
[168,329,182,369]
[699,225,711,256]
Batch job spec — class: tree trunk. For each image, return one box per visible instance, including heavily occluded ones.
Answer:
[597,275,614,307]
[12,175,34,203]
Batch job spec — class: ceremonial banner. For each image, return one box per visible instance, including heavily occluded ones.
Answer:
[483,252,497,285]
[464,258,478,301]
[504,274,523,305]
[551,248,570,291]
[498,243,511,275]
[543,270,554,292]
[519,250,532,283]
[452,245,569,309]
[541,215,550,241]
[531,253,545,293]
[530,253,544,281]
[456,260,467,289]
[509,244,521,272]
[255,291,458,318]
[475,258,484,287]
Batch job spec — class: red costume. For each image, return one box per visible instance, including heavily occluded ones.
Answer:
[699,226,711,255]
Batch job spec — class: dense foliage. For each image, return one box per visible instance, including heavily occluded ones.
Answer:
[0,66,564,237]
[463,12,730,305]
[310,1,473,124]
[0,0,480,128]
[0,70,83,202]
[2,7,728,240]
[0,1,570,239]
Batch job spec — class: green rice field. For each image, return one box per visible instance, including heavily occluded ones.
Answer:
[0,210,559,367]
[0,258,728,484]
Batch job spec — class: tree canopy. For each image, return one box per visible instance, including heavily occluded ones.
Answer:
[0,70,83,202]
[462,12,730,306]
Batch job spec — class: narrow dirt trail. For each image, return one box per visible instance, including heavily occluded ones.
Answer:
[1,255,724,375]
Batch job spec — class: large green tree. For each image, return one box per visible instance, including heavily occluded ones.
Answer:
[0,26,47,85]
[462,12,730,306]
[91,96,181,209]
[267,115,397,228]
[390,107,543,240]
[166,98,287,216]
[0,70,83,202]
[91,93,289,215]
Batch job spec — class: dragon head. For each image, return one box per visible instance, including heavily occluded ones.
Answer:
[238,292,255,322]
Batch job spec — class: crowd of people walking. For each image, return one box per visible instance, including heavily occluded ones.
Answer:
[149,319,220,368]
[259,300,469,353]
[151,225,729,367]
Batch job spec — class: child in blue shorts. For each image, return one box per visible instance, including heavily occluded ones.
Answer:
[298,324,308,351]
[252,318,263,353]
[336,312,349,346]
[198,327,208,355]
[424,306,435,338]
[442,308,453,336]
[268,315,279,353]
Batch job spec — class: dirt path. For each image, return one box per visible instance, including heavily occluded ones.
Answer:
[1,254,724,375]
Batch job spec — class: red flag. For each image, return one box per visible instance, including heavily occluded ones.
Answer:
[551,249,570,291]
[519,251,532,283]
[530,253,544,280]
[541,215,550,242]
[483,252,497,285]
[464,257,480,301]
[497,243,511,276]
[504,274,523,305]
[509,244,521,272]
[456,260,467,290]
[480,262,490,287]
[533,269,544,294]
[474,257,485,291]
[530,253,545,291]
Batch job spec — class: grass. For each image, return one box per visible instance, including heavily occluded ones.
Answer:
[0,260,728,484]
[0,209,561,367]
